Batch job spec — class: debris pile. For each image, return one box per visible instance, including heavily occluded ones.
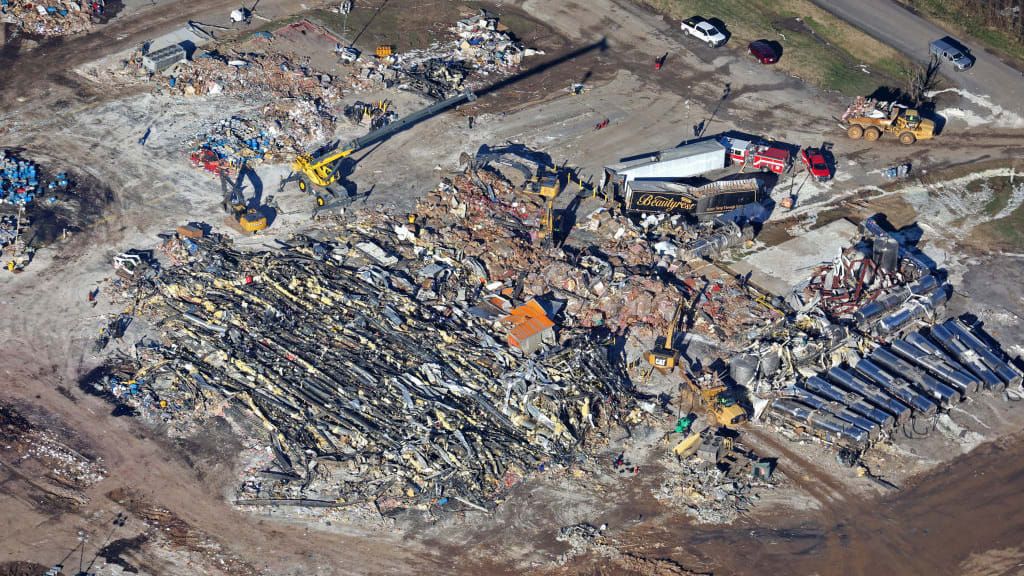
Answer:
[384,10,542,97]
[163,50,343,100]
[841,96,895,122]
[554,523,605,565]
[186,116,285,174]
[91,225,642,511]
[655,433,771,524]
[1,150,72,206]
[1,150,40,205]
[1,0,100,37]
[655,463,758,524]
[740,216,1021,455]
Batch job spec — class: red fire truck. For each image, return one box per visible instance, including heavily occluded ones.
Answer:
[719,136,792,175]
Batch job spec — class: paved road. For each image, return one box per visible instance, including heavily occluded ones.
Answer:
[812,0,1024,114]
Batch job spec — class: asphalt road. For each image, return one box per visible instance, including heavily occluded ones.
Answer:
[812,0,1024,114]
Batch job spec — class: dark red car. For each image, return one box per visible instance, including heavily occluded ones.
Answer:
[748,40,780,64]
[801,147,831,181]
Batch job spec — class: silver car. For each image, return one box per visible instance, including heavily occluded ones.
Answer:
[930,38,974,70]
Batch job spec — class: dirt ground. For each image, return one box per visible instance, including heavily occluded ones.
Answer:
[2,0,1024,575]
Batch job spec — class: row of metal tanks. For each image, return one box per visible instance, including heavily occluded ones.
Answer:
[764,317,1022,450]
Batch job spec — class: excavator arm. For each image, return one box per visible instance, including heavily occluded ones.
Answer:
[290,90,478,190]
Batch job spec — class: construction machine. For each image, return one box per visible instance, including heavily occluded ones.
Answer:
[221,163,269,233]
[523,169,563,245]
[646,297,686,372]
[841,102,935,145]
[282,90,477,212]
[681,369,748,429]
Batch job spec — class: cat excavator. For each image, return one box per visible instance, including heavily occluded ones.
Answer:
[281,90,477,213]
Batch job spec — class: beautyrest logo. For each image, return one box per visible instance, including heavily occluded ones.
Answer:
[635,194,694,211]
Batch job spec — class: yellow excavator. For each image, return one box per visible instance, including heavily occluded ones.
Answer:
[523,169,562,245]
[282,90,477,213]
[646,297,685,372]
[646,278,710,372]
[221,163,269,233]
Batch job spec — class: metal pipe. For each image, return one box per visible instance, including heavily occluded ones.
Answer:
[852,358,937,416]
[928,324,1005,392]
[945,319,1022,388]
[785,386,882,439]
[800,376,895,429]
[869,347,961,407]
[825,367,911,424]
[890,338,979,395]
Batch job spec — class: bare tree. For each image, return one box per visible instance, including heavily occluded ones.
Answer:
[908,54,942,106]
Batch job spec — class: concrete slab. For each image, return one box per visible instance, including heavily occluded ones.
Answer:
[732,218,860,296]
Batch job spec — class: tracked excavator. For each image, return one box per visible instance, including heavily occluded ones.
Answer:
[221,163,269,233]
[646,297,686,372]
[281,90,477,213]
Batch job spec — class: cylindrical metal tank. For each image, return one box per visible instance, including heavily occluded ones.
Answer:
[906,331,952,359]
[800,375,895,429]
[890,338,980,395]
[928,324,1005,392]
[853,286,910,327]
[785,387,881,439]
[825,367,911,424]
[730,354,759,387]
[873,236,900,273]
[869,347,961,406]
[945,319,1022,388]
[760,344,782,378]
[767,399,870,449]
[853,358,938,416]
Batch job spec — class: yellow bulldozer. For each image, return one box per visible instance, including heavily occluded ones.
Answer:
[841,101,935,145]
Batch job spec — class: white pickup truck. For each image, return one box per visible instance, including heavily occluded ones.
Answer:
[681,16,727,48]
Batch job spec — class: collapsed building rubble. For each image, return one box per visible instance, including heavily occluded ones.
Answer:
[89,217,648,511]
[84,151,784,517]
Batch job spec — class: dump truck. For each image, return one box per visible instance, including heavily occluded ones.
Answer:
[840,97,935,145]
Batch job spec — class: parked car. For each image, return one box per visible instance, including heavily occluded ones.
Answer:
[930,37,974,70]
[800,147,831,182]
[748,40,780,64]
[681,16,727,48]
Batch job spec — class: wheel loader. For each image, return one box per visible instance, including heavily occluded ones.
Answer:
[680,369,748,429]
[842,105,935,145]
